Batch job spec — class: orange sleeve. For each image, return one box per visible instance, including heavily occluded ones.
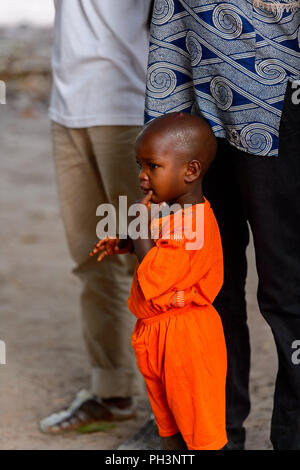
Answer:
[136,233,190,301]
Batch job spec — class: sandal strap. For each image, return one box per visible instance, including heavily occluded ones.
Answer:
[39,389,99,431]
[68,389,99,412]
[100,401,135,418]
[39,389,136,431]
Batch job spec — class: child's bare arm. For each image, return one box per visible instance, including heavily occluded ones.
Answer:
[91,191,158,263]
[132,237,155,263]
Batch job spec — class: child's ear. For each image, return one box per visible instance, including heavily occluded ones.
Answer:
[184,160,201,183]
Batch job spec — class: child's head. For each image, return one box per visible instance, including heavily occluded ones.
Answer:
[135,112,217,205]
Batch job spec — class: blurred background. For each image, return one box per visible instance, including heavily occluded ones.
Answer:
[1,0,54,24]
[0,0,54,114]
[0,0,276,450]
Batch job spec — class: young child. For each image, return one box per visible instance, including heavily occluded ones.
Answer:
[91,112,227,450]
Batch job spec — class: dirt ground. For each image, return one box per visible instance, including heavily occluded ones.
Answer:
[0,26,277,450]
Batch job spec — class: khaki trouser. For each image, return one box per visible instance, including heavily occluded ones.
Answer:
[52,122,144,398]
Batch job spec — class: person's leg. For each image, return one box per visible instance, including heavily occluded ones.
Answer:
[131,319,184,450]
[160,433,188,450]
[40,123,143,433]
[85,125,144,398]
[163,306,228,450]
[233,80,300,449]
[203,139,250,449]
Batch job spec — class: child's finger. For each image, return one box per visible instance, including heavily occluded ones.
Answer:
[90,244,105,256]
[90,237,111,256]
[141,190,153,206]
[97,251,108,262]
[96,242,121,260]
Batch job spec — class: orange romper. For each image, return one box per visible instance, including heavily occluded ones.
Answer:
[127,199,227,450]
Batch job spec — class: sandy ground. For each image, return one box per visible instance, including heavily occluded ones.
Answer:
[0,102,278,450]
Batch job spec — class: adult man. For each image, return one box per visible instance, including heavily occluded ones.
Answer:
[40,0,152,433]
[145,0,300,449]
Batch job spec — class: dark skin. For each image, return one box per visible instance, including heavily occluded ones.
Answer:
[92,113,217,263]
[91,113,217,449]
[131,112,216,262]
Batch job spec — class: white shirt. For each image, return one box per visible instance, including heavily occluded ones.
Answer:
[49,0,151,127]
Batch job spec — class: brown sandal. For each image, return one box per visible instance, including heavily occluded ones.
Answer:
[39,390,136,434]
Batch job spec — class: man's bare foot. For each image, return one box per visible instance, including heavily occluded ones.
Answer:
[39,390,136,434]
[160,432,188,450]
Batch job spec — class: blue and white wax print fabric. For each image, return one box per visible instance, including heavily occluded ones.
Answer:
[145,0,300,156]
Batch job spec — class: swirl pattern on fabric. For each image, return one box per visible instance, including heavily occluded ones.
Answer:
[145,0,300,156]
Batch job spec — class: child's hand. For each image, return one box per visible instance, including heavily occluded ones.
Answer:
[135,190,154,226]
[139,190,153,213]
[136,190,167,226]
[90,236,134,262]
